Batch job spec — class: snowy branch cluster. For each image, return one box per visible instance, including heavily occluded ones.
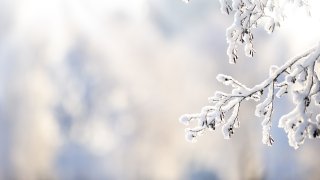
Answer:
[180,0,320,148]
[220,0,310,63]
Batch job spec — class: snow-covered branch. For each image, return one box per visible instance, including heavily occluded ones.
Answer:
[180,44,320,148]
[180,0,319,148]
[220,0,310,63]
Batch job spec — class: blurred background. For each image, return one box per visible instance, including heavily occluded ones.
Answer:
[0,0,320,179]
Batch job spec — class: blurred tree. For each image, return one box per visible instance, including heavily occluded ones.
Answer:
[180,0,320,149]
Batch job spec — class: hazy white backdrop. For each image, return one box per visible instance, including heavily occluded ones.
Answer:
[0,0,320,179]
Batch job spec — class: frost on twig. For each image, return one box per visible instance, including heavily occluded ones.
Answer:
[180,44,320,148]
[219,0,310,63]
[180,0,319,148]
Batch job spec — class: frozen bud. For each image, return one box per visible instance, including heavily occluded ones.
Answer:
[313,129,320,138]
[214,91,227,98]
[179,114,191,125]
[206,111,218,123]
[232,88,242,95]
[285,75,296,84]
[244,42,255,57]
[227,45,238,64]
[265,19,280,34]
[201,106,214,113]
[198,111,207,126]
[226,26,240,42]
[222,120,235,139]
[308,123,320,138]
[255,103,265,117]
[216,74,236,86]
[185,130,197,143]
[276,86,288,98]
[304,97,310,107]
[278,115,288,129]
[220,0,233,15]
[269,65,279,76]
[208,96,219,103]
[265,19,275,33]
[208,120,216,131]
[292,90,303,104]
[251,93,261,101]
[216,74,230,82]
[297,70,307,82]
[242,33,250,43]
